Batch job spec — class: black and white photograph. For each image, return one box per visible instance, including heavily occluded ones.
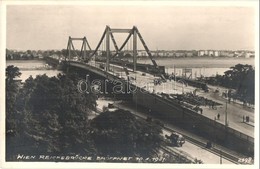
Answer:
[1,0,259,169]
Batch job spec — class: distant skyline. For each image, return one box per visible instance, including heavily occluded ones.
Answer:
[6,5,256,51]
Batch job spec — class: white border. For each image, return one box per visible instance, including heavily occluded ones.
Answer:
[0,1,259,169]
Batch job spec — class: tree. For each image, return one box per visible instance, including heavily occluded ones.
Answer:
[55,74,97,155]
[90,109,163,157]
[6,66,22,160]
[6,65,21,82]
[7,73,98,159]
[61,49,67,57]
[205,64,255,104]
[6,66,21,132]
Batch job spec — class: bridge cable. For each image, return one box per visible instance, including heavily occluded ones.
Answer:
[134,26,158,67]
[110,30,133,59]
[85,37,92,51]
[79,41,84,59]
[66,39,70,60]
[108,27,119,52]
[90,27,107,58]
[70,41,80,57]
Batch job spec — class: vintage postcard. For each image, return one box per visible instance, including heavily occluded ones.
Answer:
[0,0,259,169]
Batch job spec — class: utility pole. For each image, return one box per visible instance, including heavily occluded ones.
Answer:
[173,64,176,94]
[68,36,71,61]
[133,29,137,72]
[83,37,86,61]
[225,101,228,126]
[106,26,110,72]
[174,65,176,91]
[220,150,222,164]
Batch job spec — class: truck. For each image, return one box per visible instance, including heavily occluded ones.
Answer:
[165,132,185,147]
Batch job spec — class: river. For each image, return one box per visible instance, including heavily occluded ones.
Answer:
[6,60,62,82]
[139,57,255,78]
[6,58,255,82]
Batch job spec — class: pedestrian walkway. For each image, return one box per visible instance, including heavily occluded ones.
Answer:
[195,89,254,136]
[207,84,255,110]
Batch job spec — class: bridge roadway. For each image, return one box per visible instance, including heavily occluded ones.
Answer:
[55,59,255,158]
[95,99,235,164]
[83,60,254,138]
[62,59,254,146]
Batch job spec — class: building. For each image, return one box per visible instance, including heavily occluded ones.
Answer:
[214,51,219,57]
[175,52,185,58]
[208,50,214,56]
[167,51,175,57]
[244,51,255,58]
[185,52,193,57]
[198,50,205,56]
[220,50,235,57]
[137,50,148,57]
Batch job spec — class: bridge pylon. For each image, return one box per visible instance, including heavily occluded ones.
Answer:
[89,25,157,73]
[66,36,92,62]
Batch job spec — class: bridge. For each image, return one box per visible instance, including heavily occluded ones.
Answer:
[46,25,254,157]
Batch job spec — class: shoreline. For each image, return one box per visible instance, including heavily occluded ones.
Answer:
[6,57,255,69]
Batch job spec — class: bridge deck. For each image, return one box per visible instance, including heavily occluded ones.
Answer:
[64,59,254,138]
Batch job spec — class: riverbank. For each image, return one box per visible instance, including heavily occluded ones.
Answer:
[138,57,255,68]
[6,60,62,82]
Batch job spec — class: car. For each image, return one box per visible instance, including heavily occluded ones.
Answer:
[165,132,185,147]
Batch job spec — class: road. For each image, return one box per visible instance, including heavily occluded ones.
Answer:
[98,62,255,138]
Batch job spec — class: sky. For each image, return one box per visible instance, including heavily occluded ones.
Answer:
[6,5,256,51]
